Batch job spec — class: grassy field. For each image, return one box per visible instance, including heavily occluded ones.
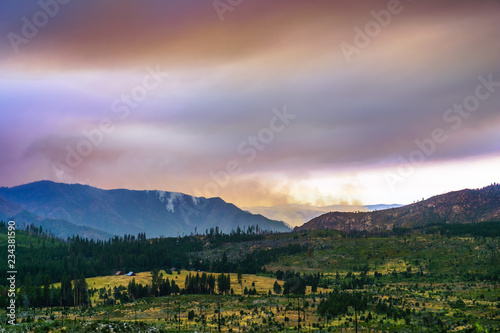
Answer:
[67,269,330,305]
[1,232,499,332]
[8,277,499,332]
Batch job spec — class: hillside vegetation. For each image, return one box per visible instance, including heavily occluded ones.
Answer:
[295,184,500,233]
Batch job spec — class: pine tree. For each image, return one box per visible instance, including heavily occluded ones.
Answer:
[43,274,51,307]
[61,273,73,307]
[78,275,90,308]
[273,281,282,294]
[237,266,243,285]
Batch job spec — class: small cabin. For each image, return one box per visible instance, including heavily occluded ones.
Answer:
[126,271,136,276]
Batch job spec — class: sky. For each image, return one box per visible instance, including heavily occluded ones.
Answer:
[0,0,499,208]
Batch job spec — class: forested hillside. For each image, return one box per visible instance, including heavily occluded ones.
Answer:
[0,181,290,239]
[296,184,500,232]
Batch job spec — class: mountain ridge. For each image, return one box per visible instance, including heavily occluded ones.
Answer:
[0,195,113,240]
[294,184,500,232]
[243,203,403,227]
[0,180,290,238]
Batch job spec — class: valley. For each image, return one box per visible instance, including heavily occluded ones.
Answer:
[1,222,499,332]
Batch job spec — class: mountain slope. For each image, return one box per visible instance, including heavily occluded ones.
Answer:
[0,196,23,221]
[294,184,500,232]
[11,210,114,240]
[0,196,113,240]
[0,181,290,238]
[243,203,402,227]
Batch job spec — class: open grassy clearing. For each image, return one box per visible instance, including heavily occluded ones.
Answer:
[6,266,499,332]
[64,270,330,305]
[5,279,499,332]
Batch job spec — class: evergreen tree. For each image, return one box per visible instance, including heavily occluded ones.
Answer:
[217,273,231,295]
[77,275,90,308]
[273,281,282,294]
[43,274,51,307]
[61,273,73,307]
[237,266,243,285]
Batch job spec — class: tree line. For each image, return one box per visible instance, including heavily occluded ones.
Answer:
[0,272,90,310]
[127,272,232,302]
[0,222,284,289]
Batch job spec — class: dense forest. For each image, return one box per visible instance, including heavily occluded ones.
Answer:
[0,221,274,288]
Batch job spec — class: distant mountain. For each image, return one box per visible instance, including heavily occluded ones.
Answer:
[0,195,113,240]
[11,210,114,240]
[243,203,402,227]
[0,196,23,220]
[364,204,403,211]
[0,181,290,238]
[294,184,500,232]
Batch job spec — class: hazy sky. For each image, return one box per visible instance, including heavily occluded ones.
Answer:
[1,0,499,207]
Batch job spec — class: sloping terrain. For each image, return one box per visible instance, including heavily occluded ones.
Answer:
[244,203,402,227]
[0,196,113,240]
[0,181,290,238]
[295,184,500,232]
